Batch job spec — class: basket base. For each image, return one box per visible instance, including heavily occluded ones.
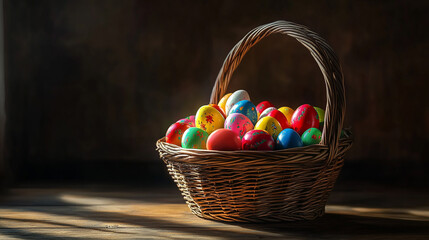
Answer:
[188,201,326,223]
[157,136,352,224]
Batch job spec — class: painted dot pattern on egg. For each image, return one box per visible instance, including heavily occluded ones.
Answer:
[269,122,279,139]
[196,105,225,135]
[175,129,182,141]
[182,127,208,149]
[254,117,282,140]
[205,115,214,123]
[229,100,258,125]
[224,113,254,139]
[242,130,275,150]
[301,127,322,146]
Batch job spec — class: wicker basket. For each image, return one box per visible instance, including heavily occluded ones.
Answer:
[156,20,352,222]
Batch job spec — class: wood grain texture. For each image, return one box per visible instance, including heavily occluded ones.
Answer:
[0,187,428,239]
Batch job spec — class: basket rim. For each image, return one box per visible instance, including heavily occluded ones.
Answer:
[156,135,352,168]
[157,136,352,154]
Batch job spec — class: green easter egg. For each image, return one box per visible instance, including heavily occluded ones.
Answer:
[301,128,322,146]
[181,127,209,149]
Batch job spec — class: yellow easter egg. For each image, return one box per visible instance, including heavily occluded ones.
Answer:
[278,107,295,124]
[254,116,282,140]
[196,105,225,135]
[218,93,232,113]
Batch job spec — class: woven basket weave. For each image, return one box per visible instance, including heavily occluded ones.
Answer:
[156,20,352,222]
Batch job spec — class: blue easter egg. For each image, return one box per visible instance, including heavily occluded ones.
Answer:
[229,100,258,125]
[276,128,303,149]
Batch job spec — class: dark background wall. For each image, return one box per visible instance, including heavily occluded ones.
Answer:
[0,0,4,187]
[3,1,428,187]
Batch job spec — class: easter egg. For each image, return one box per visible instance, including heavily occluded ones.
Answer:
[268,109,290,129]
[242,130,275,150]
[177,115,195,127]
[208,104,227,119]
[224,113,254,139]
[276,129,303,149]
[196,105,225,135]
[254,116,282,140]
[207,129,241,151]
[181,127,209,149]
[301,128,322,146]
[290,104,319,135]
[259,107,276,120]
[278,107,294,124]
[256,101,275,114]
[218,93,232,113]
[165,122,191,146]
[313,106,325,130]
[229,100,258,125]
[313,107,325,122]
[225,90,250,115]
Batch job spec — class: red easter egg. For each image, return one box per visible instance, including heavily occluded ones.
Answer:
[209,104,227,119]
[242,130,275,150]
[207,129,242,151]
[268,109,290,129]
[256,101,275,114]
[166,122,191,146]
[290,104,319,135]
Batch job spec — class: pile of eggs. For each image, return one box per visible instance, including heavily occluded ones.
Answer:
[165,89,326,151]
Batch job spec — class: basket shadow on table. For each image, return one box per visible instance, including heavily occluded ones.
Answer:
[6,209,428,239]
[232,211,429,238]
[6,198,428,239]
[2,187,428,239]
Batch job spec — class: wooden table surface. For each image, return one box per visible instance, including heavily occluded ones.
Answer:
[0,185,428,239]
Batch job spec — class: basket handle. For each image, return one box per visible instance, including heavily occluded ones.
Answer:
[209,20,345,162]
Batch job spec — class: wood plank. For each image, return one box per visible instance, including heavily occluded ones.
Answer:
[0,187,428,239]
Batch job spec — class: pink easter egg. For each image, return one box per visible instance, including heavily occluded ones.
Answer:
[224,113,254,139]
[177,115,195,127]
